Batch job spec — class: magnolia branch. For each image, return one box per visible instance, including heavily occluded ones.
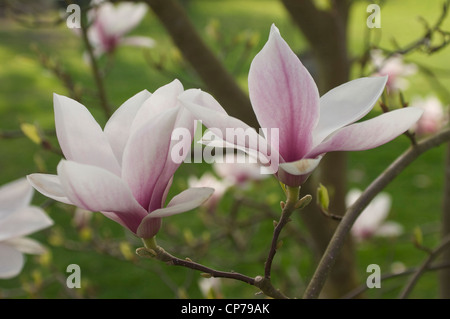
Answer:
[79,12,112,118]
[137,237,288,299]
[303,128,450,299]
[399,234,450,298]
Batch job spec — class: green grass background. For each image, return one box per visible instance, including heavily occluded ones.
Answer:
[1,0,450,299]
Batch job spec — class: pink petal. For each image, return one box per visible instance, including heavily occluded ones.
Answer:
[121,107,180,210]
[312,76,388,147]
[104,90,152,165]
[27,173,73,205]
[248,24,320,162]
[307,107,424,158]
[57,160,148,234]
[0,178,34,220]
[53,94,121,176]
[137,187,214,238]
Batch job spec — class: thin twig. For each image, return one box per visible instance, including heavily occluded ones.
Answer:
[399,234,450,298]
[342,261,450,299]
[303,128,450,299]
[79,10,112,118]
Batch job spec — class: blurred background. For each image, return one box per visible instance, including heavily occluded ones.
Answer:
[1,0,450,299]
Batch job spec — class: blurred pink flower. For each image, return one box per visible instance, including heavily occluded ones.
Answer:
[213,152,268,188]
[87,1,155,57]
[182,25,424,187]
[371,49,417,92]
[411,96,447,136]
[28,80,221,239]
[0,178,53,279]
[188,172,231,213]
[346,189,403,241]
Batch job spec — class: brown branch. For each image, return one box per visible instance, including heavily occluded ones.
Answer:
[137,237,288,299]
[303,128,450,299]
[79,11,112,118]
[399,234,450,299]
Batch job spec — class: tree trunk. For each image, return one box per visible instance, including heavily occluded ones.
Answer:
[281,0,361,298]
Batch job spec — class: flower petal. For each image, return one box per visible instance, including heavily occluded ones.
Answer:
[53,94,121,175]
[0,206,53,242]
[120,36,155,48]
[312,76,388,147]
[0,243,24,279]
[122,107,180,210]
[0,178,34,220]
[130,80,184,136]
[248,24,319,161]
[4,237,47,255]
[307,107,424,158]
[27,173,73,205]
[96,2,148,36]
[104,90,152,165]
[57,160,148,234]
[278,157,322,176]
[137,187,214,238]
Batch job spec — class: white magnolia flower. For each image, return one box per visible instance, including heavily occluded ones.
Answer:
[346,189,403,241]
[0,178,53,279]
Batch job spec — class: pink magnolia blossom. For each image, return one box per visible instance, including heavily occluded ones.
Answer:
[87,1,155,57]
[411,96,447,136]
[27,80,219,239]
[181,24,424,187]
[346,189,403,241]
[0,178,53,279]
[371,49,417,93]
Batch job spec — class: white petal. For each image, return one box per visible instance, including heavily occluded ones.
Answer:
[104,90,152,165]
[0,243,24,279]
[313,76,388,147]
[0,178,34,220]
[120,36,155,48]
[0,206,53,242]
[278,157,322,176]
[27,173,73,205]
[307,107,424,158]
[4,237,47,255]
[53,94,121,175]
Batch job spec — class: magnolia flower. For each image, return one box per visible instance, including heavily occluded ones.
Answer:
[181,24,424,187]
[188,172,231,213]
[371,49,417,92]
[27,80,219,239]
[87,1,155,57]
[346,189,403,241]
[213,152,268,188]
[0,178,53,279]
[411,95,447,136]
